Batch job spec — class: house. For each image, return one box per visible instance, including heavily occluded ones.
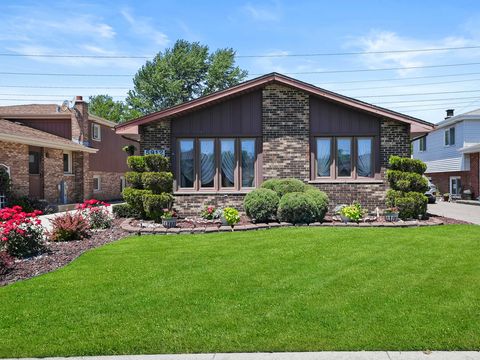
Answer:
[116,73,434,215]
[0,96,137,206]
[413,109,480,199]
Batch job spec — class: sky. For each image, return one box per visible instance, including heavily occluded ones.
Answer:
[1,0,480,123]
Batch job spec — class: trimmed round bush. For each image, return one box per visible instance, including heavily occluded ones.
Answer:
[386,170,429,193]
[277,192,317,224]
[394,192,428,220]
[143,193,174,222]
[144,154,170,172]
[122,187,152,216]
[304,187,329,222]
[125,171,143,189]
[141,172,173,194]
[127,156,146,172]
[261,178,306,198]
[389,155,427,175]
[244,188,280,222]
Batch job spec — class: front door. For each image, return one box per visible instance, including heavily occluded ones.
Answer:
[28,147,44,199]
[449,176,462,198]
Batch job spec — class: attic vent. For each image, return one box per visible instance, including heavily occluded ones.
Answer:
[445,109,454,119]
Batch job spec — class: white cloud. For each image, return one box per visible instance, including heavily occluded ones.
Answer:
[120,8,169,46]
[243,2,282,21]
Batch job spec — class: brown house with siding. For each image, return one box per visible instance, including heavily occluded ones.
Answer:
[0,96,136,206]
[116,73,434,215]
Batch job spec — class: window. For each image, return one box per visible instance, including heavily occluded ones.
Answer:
[444,127,455,146]
[419,137,427,152]
[314,137,375,180]
[29,151,40,175]
[93,175,101,192]
[177,138,256,191]
[63,151,72,174]
[92,123,101,141]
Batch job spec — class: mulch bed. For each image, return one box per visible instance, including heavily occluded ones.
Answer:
[428,214,472,225]
[0,219,129,287]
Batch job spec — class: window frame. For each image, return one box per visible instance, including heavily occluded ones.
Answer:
[63,151,73,174]
[91,123,102,142]
[444,127,455,146]
[93,175,101,192]
[175,137,258,192]
[419,137,427,152]
[312,136,376,181]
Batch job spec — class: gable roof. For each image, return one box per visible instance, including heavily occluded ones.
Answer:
[0,119,97,153]
[435,107,480,130]
[116,72,434,134]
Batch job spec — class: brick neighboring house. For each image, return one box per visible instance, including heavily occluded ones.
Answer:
[116,73,434,215]
[0,97,137,206]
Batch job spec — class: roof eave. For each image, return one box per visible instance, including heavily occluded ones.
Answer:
[0,133,98,153]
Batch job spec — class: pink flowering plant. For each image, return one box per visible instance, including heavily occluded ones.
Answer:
[0,206,45,258]
[200,205,222,220]
[76,199,112,229]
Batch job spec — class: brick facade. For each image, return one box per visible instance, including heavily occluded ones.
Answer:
[139,85,413,215]
[0,141,29,198]
[90,171,124,201]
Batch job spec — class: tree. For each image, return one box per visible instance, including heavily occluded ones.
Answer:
[88,95,141,123]
[126,40,248,114]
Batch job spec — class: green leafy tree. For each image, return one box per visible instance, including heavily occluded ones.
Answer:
[88,95,142,123]
[126,39,248,114]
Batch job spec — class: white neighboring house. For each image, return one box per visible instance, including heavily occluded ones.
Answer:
[413,109,480,200]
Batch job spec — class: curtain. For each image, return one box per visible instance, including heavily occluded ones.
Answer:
[241,140,255,187]
[221,150,235,187]
[200,140,215,187]
[180,141,194,187]
[316,139,331,177]
[357,138,372,177]
[337,138,351,177]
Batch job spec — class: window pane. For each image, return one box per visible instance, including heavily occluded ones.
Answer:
[337,138,352,177]
[316,138,331,177]
[450,127,455,145]
[357,138,373,177]
[445,130,449,145]
[241,139,255,187]
[179,140,194,188]
[63,154,69,173]
[221,139,235,187]
[29,151,40,174]
[200,139,215,188]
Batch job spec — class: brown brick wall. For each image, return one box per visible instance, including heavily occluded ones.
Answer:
[174,193,246,217]
[43,148,64,203]
[90,171,125,201]
[0,141,29,198]
[262,84,310,180]
[140,119,171,156]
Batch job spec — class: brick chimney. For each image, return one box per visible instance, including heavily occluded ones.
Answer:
[71,96,89,145]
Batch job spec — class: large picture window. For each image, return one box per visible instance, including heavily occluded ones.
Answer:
[314,136,375,180]
[177,138,257,191]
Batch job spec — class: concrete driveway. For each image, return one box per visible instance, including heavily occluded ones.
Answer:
[428,201,480,225]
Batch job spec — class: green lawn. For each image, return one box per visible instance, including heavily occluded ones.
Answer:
[1,226,480,357]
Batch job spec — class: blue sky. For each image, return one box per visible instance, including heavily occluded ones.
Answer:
[1,0,480,123]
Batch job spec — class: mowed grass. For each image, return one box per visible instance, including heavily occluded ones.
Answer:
[1,226,480,357]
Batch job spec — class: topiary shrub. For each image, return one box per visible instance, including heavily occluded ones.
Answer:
[125,171,143,189]
[142,172,174,194]
[277,192,317,224]
[386,170,429,193]
[143,193,174,222]
[127,156,146,172]
[261,178,306,198]
[304,187,329,222]
[122,187,152,217]
[389,155,427,175]
[112,203,141,219]
[144,154,170,172]
[395,192,428,220]
[243,188,279,223]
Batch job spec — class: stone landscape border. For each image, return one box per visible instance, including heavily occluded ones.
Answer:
[120,217,444,234]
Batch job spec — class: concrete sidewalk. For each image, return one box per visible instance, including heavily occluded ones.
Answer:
[428,201,480,224]
[10,353,480,360]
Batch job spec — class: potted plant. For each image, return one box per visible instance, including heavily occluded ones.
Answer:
[339,202,365,223]
[384,207,399,222]
[161,208,177,228]
[222,207,240,228]
[443,193,450,202]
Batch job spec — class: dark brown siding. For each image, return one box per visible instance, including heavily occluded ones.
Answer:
[15,118,71,139]
[89,122,135,172]
[171,90,262,137]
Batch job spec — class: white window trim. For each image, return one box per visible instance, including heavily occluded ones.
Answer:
[444,127,455,147]
[93,175,101,192]
[449,176,461,196]
[91,123,102,142]
[63,151,73,174]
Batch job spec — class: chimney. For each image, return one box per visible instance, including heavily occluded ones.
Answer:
[71,95,89,144]
[445,109,454,119]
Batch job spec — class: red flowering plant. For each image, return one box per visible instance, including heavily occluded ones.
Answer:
[200,205,221,220]
[0,206,45,258]
[76,199,112,229]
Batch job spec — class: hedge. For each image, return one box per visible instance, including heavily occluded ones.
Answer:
[386,170,429,193]
[389,155,427,175]
[127,156,146,172]
[122,187,152,216]
[141,172,174,194]
[261,178,306,198]
[112,203,141,219]
[386,189,428,220]
[143,193,174,222]
[304,187,329,222]
[125,171,143,189]
[144,154,170,172]
[243,188,279,222]
[277,192,317,224]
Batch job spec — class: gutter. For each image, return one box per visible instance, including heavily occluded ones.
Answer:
[0,134,98,153]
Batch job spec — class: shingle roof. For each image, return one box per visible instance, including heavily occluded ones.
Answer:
[0,119,97,153]
[0,104,71,115]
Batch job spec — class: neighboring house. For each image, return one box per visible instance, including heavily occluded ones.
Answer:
[413,109,480,199]
[0,96,136,205]
[116,73,434,215]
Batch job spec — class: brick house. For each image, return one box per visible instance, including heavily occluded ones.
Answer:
[0,96,136,205]
[116,73,434,215]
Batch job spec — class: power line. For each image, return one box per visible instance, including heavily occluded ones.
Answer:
[357,89,480,99]
[374,95,480,105]
[1,45,480,59]
[390,100,480,110]
[0,93,126,98]
[0,72,132,77]
[0,84,131,89]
